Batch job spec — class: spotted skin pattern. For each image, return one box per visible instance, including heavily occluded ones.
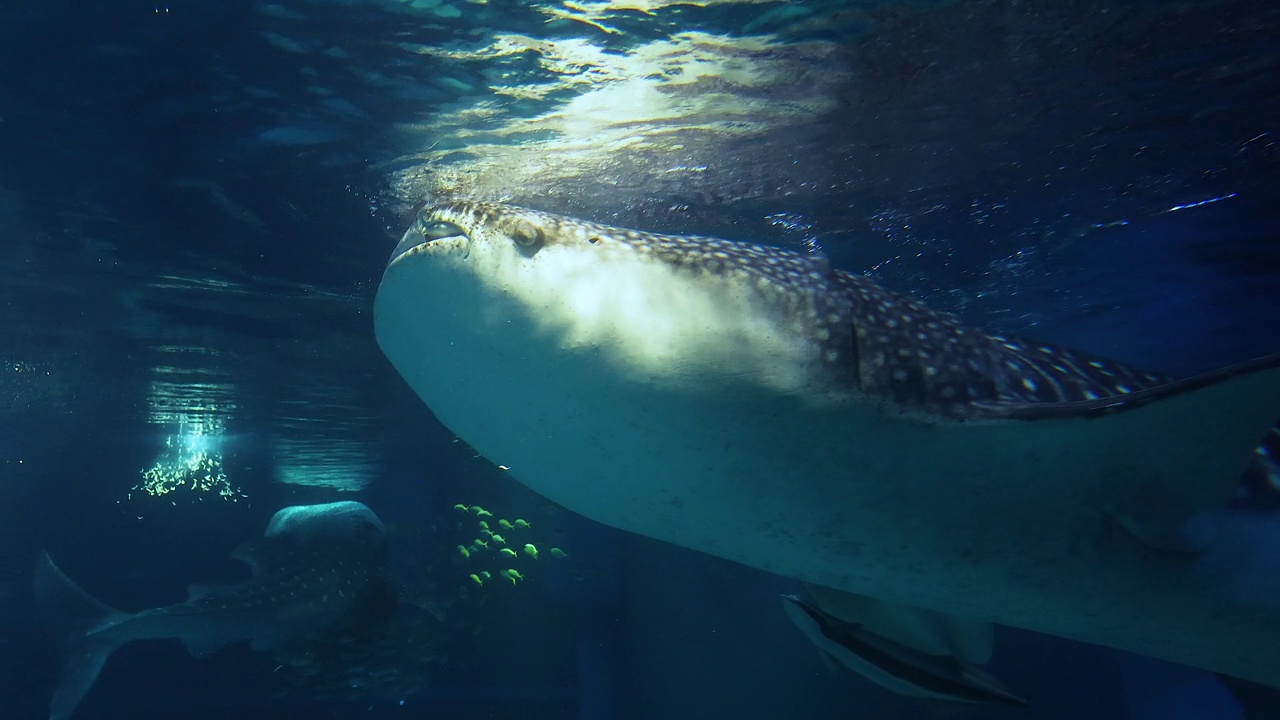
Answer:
[382,201,1280,690]
[414,201,1169,419]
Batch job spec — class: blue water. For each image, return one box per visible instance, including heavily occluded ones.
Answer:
[3,1,1279,718]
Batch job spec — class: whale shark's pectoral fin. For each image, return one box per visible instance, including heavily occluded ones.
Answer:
[806,585,994,664]
[973,353,1280,422]
[781,590,1027,708]
[975,353,1280,554]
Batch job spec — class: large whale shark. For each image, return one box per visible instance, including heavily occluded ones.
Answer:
[374,201,1280,692]
[37,501,396,720]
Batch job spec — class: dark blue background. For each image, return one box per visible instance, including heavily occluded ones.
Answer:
[2,1,1278,719]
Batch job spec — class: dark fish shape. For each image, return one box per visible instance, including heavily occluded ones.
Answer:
[37,501,395,720]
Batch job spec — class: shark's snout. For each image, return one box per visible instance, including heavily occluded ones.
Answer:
[388,213,469,266]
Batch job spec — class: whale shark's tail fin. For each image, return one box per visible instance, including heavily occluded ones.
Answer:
[34,552,129,720]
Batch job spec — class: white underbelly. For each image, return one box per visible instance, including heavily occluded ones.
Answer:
[375,261,1280,687]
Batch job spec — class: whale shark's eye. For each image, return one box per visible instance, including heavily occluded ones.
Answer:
[419,219,465,240]
[510,218,544,250]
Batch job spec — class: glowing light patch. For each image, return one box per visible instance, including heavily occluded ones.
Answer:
[133,376,243,503]
[445,221,823,393]
[135,428,241,501]
[391,31,844,203]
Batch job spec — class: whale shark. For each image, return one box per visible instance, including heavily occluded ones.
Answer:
[37,501,396,720]
[374,201,1280,694]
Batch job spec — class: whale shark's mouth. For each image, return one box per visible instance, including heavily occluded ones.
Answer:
[388,215,469,265]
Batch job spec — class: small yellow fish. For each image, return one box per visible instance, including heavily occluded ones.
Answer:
[469,573,484,586]
[504,568,524,585]
[523,543,538,560]
[549,547,568,559]
[453,504,469,512]
[499,519,515,531]
[513,519,531,529]
[457,545,470,558]
[476,509,493,518]
[478,520,490,531]
[500,548,518,558]
[479,571,492,580]
[474,539,489,549]
[491,534,506,545]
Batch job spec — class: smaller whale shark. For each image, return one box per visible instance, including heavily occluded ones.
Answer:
[36,501,396,720]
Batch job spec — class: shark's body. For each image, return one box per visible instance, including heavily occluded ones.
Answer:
[374,202,1280,689]
[38,501,395,720]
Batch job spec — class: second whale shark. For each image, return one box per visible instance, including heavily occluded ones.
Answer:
[38,501,397,720]
[374,201,1280,696]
